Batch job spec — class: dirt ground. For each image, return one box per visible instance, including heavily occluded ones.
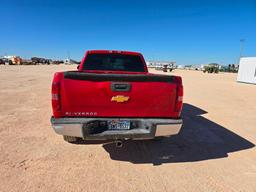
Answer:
[0,65,255,192]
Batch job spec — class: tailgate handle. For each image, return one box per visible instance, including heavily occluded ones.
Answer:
[111,83,131,92]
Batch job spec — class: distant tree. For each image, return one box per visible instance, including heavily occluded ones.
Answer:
[231,64,235,72]
[228,64,231,72]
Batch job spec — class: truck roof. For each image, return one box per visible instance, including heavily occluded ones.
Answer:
[86,50,142,56]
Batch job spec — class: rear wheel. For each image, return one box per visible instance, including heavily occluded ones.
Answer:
[63,135,78,143]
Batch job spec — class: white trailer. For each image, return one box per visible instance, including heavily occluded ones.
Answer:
[237,57,256,84]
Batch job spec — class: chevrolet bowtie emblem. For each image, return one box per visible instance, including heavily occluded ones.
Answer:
[111,95,129,103]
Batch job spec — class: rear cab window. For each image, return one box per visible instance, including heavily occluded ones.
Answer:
[82,53,146,72]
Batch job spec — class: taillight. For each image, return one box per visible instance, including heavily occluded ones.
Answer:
[174,76,183,117]
[52,72,62,118]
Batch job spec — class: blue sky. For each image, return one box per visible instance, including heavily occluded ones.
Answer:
[0,0,256,65]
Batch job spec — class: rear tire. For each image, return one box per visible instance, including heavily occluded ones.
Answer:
[153,136,164,141]
[63,135,78,143]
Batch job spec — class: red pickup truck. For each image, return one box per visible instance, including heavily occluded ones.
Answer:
[51,50,183,145]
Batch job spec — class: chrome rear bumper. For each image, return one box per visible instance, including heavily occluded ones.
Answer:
[51,117,182,140]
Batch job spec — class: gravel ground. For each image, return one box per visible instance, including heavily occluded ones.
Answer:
[0,65,255,192]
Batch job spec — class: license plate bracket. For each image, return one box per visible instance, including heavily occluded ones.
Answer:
[107,120,130,130]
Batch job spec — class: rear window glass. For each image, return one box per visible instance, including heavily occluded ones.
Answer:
[82,53,146,72]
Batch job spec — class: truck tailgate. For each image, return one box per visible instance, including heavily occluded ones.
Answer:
[60,72,178,118]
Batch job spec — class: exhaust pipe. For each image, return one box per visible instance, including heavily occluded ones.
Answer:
[115,140,123,148]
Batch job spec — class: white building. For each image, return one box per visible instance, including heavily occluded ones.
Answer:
[237,57,256,84]
[146,61,176,68]
[177,65,185,69]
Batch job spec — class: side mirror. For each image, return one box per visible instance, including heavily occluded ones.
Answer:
[77,65,80,70]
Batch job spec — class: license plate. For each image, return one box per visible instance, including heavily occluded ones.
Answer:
[107,120,130,130]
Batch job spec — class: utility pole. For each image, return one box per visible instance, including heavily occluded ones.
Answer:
[67,51,70,60]
[240,39,245,58]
